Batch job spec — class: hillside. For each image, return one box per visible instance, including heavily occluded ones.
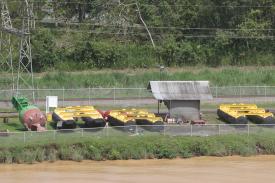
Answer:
[2,0,275,72]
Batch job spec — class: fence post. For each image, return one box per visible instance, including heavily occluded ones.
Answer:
[62,87,65,107]
[264,85,267,103]
[23,132,26,143]
[163,125,166,136]
[53,130,56,140]
[218,124,221,135]
[113,88,116,104]
[138,88,141,106]
[239,86,242,102]
[190,125,193,136]
[106,126,109,137]
[247,124,250,136]
[81,128,84,137]
[135,125,138,134]
[215,86,218,98]
[35,86,38,105]
[88,87,91,105]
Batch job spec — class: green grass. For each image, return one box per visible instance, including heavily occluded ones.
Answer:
[0,133,275,164]
[0,118,25,131]
[35,67,275,88]
[2,66,275,89]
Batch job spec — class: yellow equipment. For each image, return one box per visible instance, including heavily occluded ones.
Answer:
[217,104,275,124]
[52,106,105,129]
[107,109,164,131]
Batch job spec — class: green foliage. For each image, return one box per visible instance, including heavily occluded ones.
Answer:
[1,134,275,164]
[3,0,266,72]
[71,42,123,69]
[32,29,59,72]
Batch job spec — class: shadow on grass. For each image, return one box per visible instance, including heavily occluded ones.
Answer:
[4,122,25,131]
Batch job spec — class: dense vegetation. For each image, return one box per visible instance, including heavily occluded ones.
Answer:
[0,133,275,164]
[3,0,275,72]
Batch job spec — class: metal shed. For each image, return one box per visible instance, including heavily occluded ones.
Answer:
[147,81,213,121]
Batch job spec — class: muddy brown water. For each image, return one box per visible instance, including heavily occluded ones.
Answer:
[0,156,275,183]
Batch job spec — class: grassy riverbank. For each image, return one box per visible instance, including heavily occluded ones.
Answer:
[0,133,275,164]
[2,67,275,89]
[28,67,275,88]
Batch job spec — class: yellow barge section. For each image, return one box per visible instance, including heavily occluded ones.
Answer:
[106,109,164,131]
[52,106,105,129]
[217,104,275,124]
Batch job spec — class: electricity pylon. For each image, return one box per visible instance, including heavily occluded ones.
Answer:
[0,0,14,90]
[0,0,35,100]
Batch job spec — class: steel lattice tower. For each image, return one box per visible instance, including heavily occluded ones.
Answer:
[0,0,14,90]
[0,0,35,100]
[17,0,35,99]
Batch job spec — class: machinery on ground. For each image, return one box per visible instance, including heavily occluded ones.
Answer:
[217,104,275,124]
[106,109,164,131]
[12,97,46,131]
[52,106,106,129]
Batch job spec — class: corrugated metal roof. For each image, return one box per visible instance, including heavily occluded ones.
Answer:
[147,81,213,100]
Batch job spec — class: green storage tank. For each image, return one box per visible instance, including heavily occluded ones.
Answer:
[12,97,46,131]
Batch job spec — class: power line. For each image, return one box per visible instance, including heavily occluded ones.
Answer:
[6,0,275,8]
[46,28,275,40]
[44,22,275,31]
[10,18,275,32]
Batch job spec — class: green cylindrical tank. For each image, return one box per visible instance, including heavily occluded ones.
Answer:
[12,97,46,131]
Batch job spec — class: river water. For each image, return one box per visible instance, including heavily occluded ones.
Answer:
[0,156,275,183]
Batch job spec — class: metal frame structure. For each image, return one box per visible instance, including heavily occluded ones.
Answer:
[0,0,14,90]
[0,0,35,100]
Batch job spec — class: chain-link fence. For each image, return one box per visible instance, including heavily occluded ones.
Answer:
[1,86,275,109]
[0,124,275,145]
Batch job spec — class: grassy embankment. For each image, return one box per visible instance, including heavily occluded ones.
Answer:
[2,67,275,89]
[0,133,275,164]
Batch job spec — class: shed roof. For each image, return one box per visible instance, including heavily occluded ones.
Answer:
[147,81,213,100]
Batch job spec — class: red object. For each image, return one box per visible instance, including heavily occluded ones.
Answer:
[23,109,46,131]
[191,119,206,125]
[101,110,111,120]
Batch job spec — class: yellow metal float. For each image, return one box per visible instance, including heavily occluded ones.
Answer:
[106,109,164,131]
[52,106,105,129]
[217,104,275,124]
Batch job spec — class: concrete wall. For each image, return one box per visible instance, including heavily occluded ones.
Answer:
[164,100,200,121]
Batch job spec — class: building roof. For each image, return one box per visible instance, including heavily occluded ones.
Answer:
[147,81,213,100]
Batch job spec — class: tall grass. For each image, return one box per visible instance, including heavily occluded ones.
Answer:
[34,67,275,88]
[2,67,275,89]
[0,133,275,164]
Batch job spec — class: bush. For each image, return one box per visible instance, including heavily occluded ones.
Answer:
[1,134,275,164]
